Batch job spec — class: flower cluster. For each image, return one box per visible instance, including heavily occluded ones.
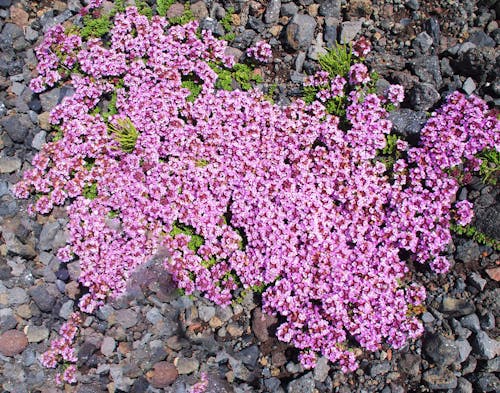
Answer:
[16,5,499,380]
[246,41,273,63]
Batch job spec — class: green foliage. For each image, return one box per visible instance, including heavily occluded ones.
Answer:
[318,43,353,78]
[108,117,140,153]
[210,63,234,91]
[477,148,500,185]
[181,75,203,102]
[201,256,217,269]
[221,32,236,42]
[195,159,209,167]
[81,14,111,39]
[220,7,234,32]
[157,0,174,16]
[264,84,277,103]
[233,63,262,91]
[451,224,500,251]
[83,183,98,200]
[83,157,95,171]
[112,0,126,14]
[169,3,194,25]
[108,210,119,218]
[135,0,153,18]
[170,221,205,252]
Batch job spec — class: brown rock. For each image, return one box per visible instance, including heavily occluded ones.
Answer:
[485,267,500,281]
[190,1,208,20]
[0,329,28,356]
[148,361,178,388]
[347,0,373,19]
[10,5,29,27]
[167,3,185,19]
[252,307,277,342]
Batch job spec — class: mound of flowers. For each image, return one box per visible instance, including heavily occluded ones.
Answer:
[14,1,499,384]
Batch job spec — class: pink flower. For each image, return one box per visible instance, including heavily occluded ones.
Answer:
[348,63,370,85]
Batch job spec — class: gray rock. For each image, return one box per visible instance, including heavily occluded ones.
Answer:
[453,47,497,78]
[39,221,60,251]
[0,0,12,8]
[265,0,281,24]
[109,364,134,391]
[319,0,341,18]
[408,83,440,111]
[199,18,225,38]
[460,314,481,333]
[265,377,282,391]
[25,325,49,343]
[228,358,252,382]
[0,198,18,217]
[340,21,362,44]
[454,377,473,393]
[467,272,487,291]
[413,32,433,53]
[190,1,208,20]
[424,18,440,47]
[440,297,476,317]
[467,31,496,48]
[313,356,329,382]
[388,109,427,137]
[286,14,316,51]
[115,308,138,329]
[3,232,36,258]
[232,29,257,50]
[462,356,477,375]
[146,307,163,324]
[369,361,391,377]
[0,114,29,143]
[308,34,327,61]
[423,334,460,367]
[175,356,199,374]
[42,9,73,32]
[462,77,476,95]
[9,287,29,305]
[410,56,442,87]
[287,372,315,393]
[59,300,74,320]
[0,309,17,333]
[234,345,259,369]
[100,336,116,357]
[472,331,500,359]
[456,241,481,264]
[422,312,435,324]
[480,312,495,331]
[406,0,419,10]
[485,357,500,373]
[22,348,36,367]
[247,16,266,33]
[31,131,46,150]
[0,157,21,173]
[323,17,338,48]
[423,367,458,390]
[474,373,499,392]
[0,23,23,50]
[29,285,56,312]
[39,88,61,112]
[281,3,298,17]
[475,204,500,240]
[456,339,472,363]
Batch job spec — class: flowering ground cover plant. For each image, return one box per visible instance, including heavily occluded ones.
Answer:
[14,0,499,385]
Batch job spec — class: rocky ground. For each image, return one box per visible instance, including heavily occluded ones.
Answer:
[0,0,499,392]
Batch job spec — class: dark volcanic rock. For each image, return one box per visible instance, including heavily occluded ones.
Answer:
[423,334,460,367]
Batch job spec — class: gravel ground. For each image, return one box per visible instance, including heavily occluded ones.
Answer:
[0,0,499,392]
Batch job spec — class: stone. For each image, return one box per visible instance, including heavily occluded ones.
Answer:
[252,307,277,342]
[388,109,427,137]
[10,5,29,26]
[0,0,12,8]
[287,372,315,393]
[346,0,373,19]
[285,13,316,51]
[453,47,496,78]
[29,285,56,312]
[3,232,36,258]
[0,329,28,356]
[24,325,49,343]
[319,0,341,18]
[166,3,185,19]
[340,21,363,44]
[460,314,481,333]
[39,88,61,112]
[174,356,199,374]
[474,373,499,392]
[413,32,433,53]
[423,367,458,390]
[31,131,46,150]
[456,339,472,363]
[228,357,252,381]
[423,334,460,367]
[247,16,266,33]
[190,1,208,20]
[265,0,281,24]
[485,357,500,373]
[149,361,178,388]
[0,309,17,333]
[0,114,29,143]
[307,34,327,61]
[440,296,475,317]
[313,356,330,382]
[471,331,500,359]
[8,287,28,305]
[485,267,500,281]
[234,345,260,368]
[227,323,243,337]
[467,31,496,47]
[59,300,74,319]
[114,308,138,329]
[369,361,391,377]
[101,336,116,357]
[406,0,419,10]
[467,272,487,291]
[455,377,473,393]
[0,157,21,173]
[39,221,60,251]
[462,77,476,95]
[424,17,440,47]
[281,3,298,17]
[411,56,442,87]
[480,312,495,331]
[408,83,440,111]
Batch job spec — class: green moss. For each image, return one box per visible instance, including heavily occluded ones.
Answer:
[450,224,500,251]
[221,32,236,42]
[220,7,234,32]
[477,148,500,185]
[233,63,262,91]
[181,75,203,102]
[135,0,153,18]
[108,210,119,218]
[157,0,175,16]
[201,256,217,269]
[81,14,111,39]
[108,117,140,153]
[318,43,353,79]
[195,159,209,167]
[169,221,205,252]
[169,3,194,25]
[83,157,95,170]
[83,183,98,200]
[112,0,126,14]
